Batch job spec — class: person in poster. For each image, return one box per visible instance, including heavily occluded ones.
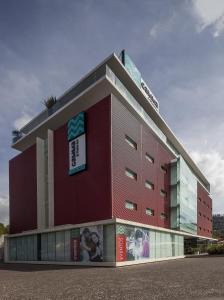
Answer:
[80,226,103,262]
[126,227,150,260]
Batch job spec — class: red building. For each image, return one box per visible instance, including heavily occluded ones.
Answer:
[5,51,213,266]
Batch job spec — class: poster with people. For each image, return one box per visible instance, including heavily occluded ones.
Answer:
[126,227,150,260]
[80,226,103,262]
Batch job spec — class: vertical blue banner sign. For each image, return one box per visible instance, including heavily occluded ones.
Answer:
[67,112,87,175]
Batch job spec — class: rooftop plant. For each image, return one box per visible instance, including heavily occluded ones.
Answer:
[43,96,57,109]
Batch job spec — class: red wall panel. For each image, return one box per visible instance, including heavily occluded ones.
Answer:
[54,96,112,226]
[111,97,174,228]
[9,145,37,234]
[197,182,212,238]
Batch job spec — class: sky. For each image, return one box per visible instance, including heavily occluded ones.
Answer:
[0,0,224,224]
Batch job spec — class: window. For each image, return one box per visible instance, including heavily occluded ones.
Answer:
[199,226,202,230]
[125,168,137,180]
[198,197,202,202]
[145,152,154,164]
[207,217,209,221]
[125,135,137,150]
[125,201,137,211]
[146,208,154,216]
[145,180,154,190]
[161,165,167,173]
[199,212,201,216]
[160,190,167,197]
[160,213,167,219]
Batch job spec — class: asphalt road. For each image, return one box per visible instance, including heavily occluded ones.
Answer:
[0,257,224,300]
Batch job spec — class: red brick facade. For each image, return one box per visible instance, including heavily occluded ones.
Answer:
[197,182,212,237]
[54,96,112,226]
[9,144,37,234]
[111,97,174,228]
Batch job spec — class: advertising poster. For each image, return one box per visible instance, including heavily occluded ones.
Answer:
[126,227,150,261]
[80,226,103,262]
[116,234,126,262]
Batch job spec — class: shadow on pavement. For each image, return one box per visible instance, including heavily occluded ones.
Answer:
[1,256,223,272]
[185,254,224,258]
[0,262,99,272]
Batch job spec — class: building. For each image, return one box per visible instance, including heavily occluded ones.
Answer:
[213,214,224,238]
[5,51,214,266]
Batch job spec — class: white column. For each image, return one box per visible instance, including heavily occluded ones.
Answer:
[36,137,46,229]
[48,129,54,227]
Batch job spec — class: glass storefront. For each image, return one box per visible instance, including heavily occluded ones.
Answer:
[116,224,183,262]
[9,235,38,261]
[8,223,184,263]
[8,224,116,263]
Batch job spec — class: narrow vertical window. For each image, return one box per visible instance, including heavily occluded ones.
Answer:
[125,201,137,211]
[161,165,167,173]
[145,152,154,163]
[145,180,154,190]
[125,135,137,150]
[160,190,167,197]
[125,168,137,180]
[160,213,167,219]
[146,208,154,216]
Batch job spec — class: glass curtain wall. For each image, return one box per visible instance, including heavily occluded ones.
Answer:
[171,156,197,234]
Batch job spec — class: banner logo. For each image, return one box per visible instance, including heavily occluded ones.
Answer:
[68,112,87,175]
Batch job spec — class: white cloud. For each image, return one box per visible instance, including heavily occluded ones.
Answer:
[13,112,33,130]
[192,0,224,37]
[149,12,177,38]
[149,23,160,38]
[0,70,41,116]
[0,194,9,225]
[191,150,224,213]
